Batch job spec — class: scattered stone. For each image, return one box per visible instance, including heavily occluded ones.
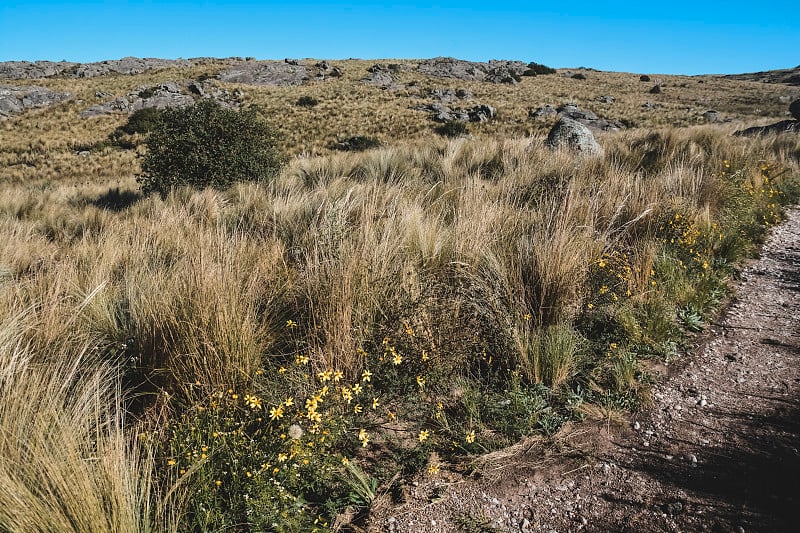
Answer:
[413,102,495,123]
[0,85,71,118]
[703,110,721,122]
[529,105,558,119]
[649,85,662,94]
[362,64,404,89]
[546,117,603,156]
[217,60,309,86]
[468,104,495,122]
[642,102,662,110]
[571,73,587,80]
[640,75,651,82]
[596,95,615,103]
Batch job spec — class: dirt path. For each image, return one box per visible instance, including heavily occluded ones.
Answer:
[367,207,800,533]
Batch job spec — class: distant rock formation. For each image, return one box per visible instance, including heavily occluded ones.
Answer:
[361,64,408,89]
[417,57,528,84]
[0,85,71,118]
[80,81,241,118]
[723,66,800,86]
[546,117,603,156]
[0,57,195,80]
[412,102,496,123]
[217,60,309,86]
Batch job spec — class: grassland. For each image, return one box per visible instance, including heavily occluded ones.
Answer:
[0,59,799,531]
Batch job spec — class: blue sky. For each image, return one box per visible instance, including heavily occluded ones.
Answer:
[1,1,797,75]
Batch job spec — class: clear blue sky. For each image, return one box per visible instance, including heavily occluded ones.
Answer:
[1,1,797,75]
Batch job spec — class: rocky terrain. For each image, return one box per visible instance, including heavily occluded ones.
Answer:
[0,57,200,80]
[0,85,71,118]
[724,66,800,86]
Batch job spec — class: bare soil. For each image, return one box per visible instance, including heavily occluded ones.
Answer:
[366,207,800,533]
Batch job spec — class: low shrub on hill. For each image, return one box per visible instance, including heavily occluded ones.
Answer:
[137,100,285,196]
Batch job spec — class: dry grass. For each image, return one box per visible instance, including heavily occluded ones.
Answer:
[1,60,799,529]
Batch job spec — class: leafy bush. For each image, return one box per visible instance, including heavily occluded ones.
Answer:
[115,107,164,136]
[296,95,319,107]
[435,120,468,138]
[137,100,284,196]
[524,61,557,76]
[333,135,381,152]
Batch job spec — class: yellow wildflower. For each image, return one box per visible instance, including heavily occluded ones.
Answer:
[354,404,363,414]
[465,430,475,443]
[418,430,430,442]
[361,369,372,382]
[269,405,284,420]
[372,397,380,409]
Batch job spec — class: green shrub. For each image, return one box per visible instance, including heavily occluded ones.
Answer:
[115,107,164,136]
[296,95,319,107]
[435,120,468,138]
[524,61,557,76]
[333,135,381,152]
[137,100,285,196]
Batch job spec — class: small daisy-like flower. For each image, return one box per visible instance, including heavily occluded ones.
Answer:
[352,383,362,395]
[215,480,222,487]
[353,404,363,414]
[371,397,380,409]
[284,397,294,407]
[421,350,429,361]
[286,319,298,329]
[333,370,344,382]
[296,354,309,365]
[269,405,284,420]
[465,430,476,443]
[277,453,288,462]
[341,456,349,465]
[358,428,369,447]
[361,369,372,382]
[392,352,403,365]
[167,459,177,466]
[418,429,430,442]
[427,463,440,475]
[416,375,426,389]
[278,366,287,374]
[387,410,396,421]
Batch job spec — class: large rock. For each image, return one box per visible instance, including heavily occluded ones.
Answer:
[413,102,496,123]
[546,117,603,156]
[217,61,309,86]
[417,57,528,84]
[0,85,71,118]
[734,120,800,137]
[530,103,622,131]
[361,64,405,89]
[790,99,800,120]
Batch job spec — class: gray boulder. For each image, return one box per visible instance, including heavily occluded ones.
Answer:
[362,64,402,89]
[546,117,603,156]
[0,57,193,80]
[217,61,308,86]
[640,75,651,82]
[702,110,721,123]
[649,85,662,94]
[0,85,71,118]
[596,95,615,103]
[556,103,624,131]
[790,99,800,120]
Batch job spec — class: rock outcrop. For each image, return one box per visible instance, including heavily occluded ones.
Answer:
[734,99,800,136]
[734,121,800,137]
[413,102,496,123]
[361,64,407,89]
[80,81,240,118]
[217,61,309,86]
[417,57,528,84]
[0,85,71,118]
[0,57,194,80]
[546,117,603,156]
[529,103,623,131]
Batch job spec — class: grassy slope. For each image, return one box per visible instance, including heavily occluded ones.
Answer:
[0,59,799,531]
